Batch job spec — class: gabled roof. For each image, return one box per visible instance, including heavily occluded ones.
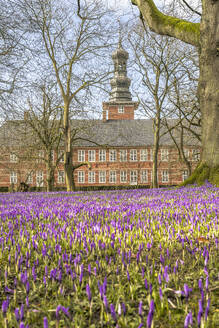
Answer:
[0,118,200,149]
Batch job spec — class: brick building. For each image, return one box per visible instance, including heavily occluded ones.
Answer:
[0,40,200,190]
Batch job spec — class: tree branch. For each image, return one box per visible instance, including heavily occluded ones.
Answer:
[131,0,200,47]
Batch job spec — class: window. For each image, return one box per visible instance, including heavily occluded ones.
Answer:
[27,172,33,184]
[184,149,190,160]
[58,171,65,184]
[78,171,85,183]
[120,170,127,183]
[59,151,64,163]
[109,149,117,162]
[99,171,106,183]
[150,149,153,161]
[99,149,106,162]
[118,105,124,113]
[120,149,127,162]
[36,171,44,187]
[50,150,54,163]
[130,149,137,161]
[88,171,95,183]
[140,149,148,161]
[130,170,138,184]
[78,150,85,162]
[38,150,44,163]
[109,171,116,183]
[10,153,18,163]
[140,170,148,183]
[88,150,96,162]
[192,149,200,161]
[161,149,169,161]
[162,170,169,183]
[182,170,188,182]
[10,171,17,184]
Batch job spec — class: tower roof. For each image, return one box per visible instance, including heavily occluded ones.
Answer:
[109,38,132,102]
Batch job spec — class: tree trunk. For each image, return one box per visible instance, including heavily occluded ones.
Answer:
[46,161,55,192]
[199,1,219,169]
[152,117,160,188]
[63,102,74,191]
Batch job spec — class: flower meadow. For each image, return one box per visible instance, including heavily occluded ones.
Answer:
[0,184,219,328]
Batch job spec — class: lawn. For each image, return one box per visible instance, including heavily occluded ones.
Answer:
[0,184,218,327]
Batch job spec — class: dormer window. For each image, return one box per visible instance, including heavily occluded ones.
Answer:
[118,105,124,113]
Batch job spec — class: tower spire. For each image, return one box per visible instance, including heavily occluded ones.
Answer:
[109,33,132,102]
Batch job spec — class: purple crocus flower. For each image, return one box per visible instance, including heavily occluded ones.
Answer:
[20,304,24,321]
[19,323,25,328]
[197,299,203,327]
[147,299,155,328]
[138,324,144,328]
[86,283,92,302]
[145,279,148,290]
[103,295,108,311]
[198,278,203,291]
[158,274,162,285]
[121,302,126,315]
[138,301,143,316]
[43,317,48,328]
[205,299,210,321]
[127,270,130,281]
[56,305,62,320]
[110,303,117,321]
[205,277,209,291]
[2,298,9,314]
[159,287,163,300]
[149,283,152,295]
[15,308,20,322]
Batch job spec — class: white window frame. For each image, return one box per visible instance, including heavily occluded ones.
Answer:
[130,149,137,161]
[109,171,116,183]
[140,170,148,183]
[109,149,117,162]
[120,170,127,183]
[182,170,188,182]
[10,153,18,163]
[184,149,190,160]
[88,150,96,162]
[99,171,106,183]
[58,170,65,184]
[99,149,106,162]
[88,171,95,183]
[140,149,148,161]
[26,172,33,184]
[38,150,44,163]
[78,150,85,162]
[58,151,64,163]
[192,149,200,162]
[130,170,138,183]
[78,171,85,183]
[118,105,124,113]
[120,149,127,162]
[161,170,169,183]
[36,171,44,187]
[10,171,17,184]
[161,149,169,161]
[50,150,54,163]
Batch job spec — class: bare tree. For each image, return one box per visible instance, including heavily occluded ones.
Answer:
[128,25,192,187]
[15,0,113,191]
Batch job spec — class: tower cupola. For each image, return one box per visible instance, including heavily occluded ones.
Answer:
[102,37,139,122]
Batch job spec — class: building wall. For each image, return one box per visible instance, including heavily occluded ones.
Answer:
[0,146,201,189]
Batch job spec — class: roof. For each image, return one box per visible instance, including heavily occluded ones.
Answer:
[0,118,200,149]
